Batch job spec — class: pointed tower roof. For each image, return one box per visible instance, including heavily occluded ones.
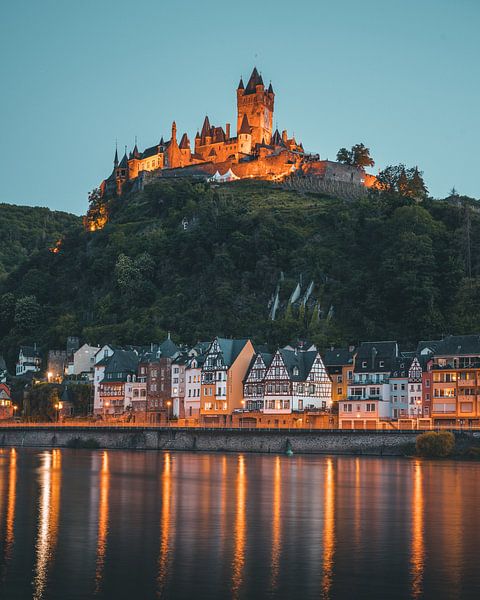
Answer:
[237,77,244,90]
[271,129,284,146]
[195,131,200,139]
[132,143,140,159]
[245,67,264,94]
[179,133,190,149]
[239,113,251,135]
[119,150,128,168]
[159,136,164,146]
[201,115,211,138]
[268,82,274,94]
[114,146,119,167]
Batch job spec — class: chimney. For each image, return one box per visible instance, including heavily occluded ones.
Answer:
[226,123,230,138]
[167,332,171,340]
[371,346,377,368]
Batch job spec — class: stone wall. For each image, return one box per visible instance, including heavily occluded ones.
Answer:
[0,426,421,456]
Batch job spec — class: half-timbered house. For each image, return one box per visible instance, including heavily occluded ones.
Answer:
[263,347,332,414]
[243,352,273,411]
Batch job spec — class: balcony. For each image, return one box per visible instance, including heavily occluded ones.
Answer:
[352,377,388,385]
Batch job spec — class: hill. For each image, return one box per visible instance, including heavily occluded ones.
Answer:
[0,203,81,277]
[0,179,478,369]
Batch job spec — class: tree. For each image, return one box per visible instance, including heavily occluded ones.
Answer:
[84,187,108,231]
[14,295,41,333]
[375,164,428,200]
[336,143,374,168]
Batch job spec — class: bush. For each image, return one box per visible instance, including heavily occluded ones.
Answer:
[416,431,455,458]
[465,446,480,460]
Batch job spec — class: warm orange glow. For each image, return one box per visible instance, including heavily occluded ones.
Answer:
[33,450,62,600]
[232,454,246,599]
[95,451,110,593]
[363,173,377,188]
[49,238,62,254]
[322,457,335,598]
[158,453,174,596]
[5,448,17,561]
[271,456,282,591]
[410,460,424,599]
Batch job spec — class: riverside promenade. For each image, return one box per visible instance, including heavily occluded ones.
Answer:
[0,423,429,455]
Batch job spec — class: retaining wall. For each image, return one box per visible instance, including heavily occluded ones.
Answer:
[0,426,426,456]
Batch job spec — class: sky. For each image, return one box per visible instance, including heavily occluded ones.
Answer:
[1,0,479,215]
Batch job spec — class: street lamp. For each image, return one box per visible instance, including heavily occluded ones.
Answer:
[47,371,53,383]
[104,401,110,421]
[166,400,172,424]
[416,399,422,430]
[54,401,62,423]
[12,404,17,420]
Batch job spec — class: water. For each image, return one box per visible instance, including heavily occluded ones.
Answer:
[0,449,479,600]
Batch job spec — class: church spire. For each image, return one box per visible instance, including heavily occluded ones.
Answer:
[114,144,119,167]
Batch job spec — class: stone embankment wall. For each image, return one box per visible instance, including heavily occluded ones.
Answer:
[0,427,422,456]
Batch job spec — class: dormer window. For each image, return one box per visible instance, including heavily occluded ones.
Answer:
[379,361,385,368]
[293,367,299,376]
[362,361,367,368]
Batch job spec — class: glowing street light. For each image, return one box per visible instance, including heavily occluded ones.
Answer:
[47,371,53,382]
[166,400,172,424]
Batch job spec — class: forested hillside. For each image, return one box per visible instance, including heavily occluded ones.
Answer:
[0,203,81,277]
[0,180,478,370]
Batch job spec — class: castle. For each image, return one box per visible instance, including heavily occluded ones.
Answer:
[100,67,371,197]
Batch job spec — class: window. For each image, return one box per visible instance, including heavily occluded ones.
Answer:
[366,403,376,412]
[204,402,212,410]
[379,361,384,368]
[337,375,343,383]
[337,387,342,395]
[343,403,352,412]
[362,361,367,368]
[298,400,303,410]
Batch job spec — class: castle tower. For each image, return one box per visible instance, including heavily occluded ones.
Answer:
[236,67,274,148]
[115,147,129,195]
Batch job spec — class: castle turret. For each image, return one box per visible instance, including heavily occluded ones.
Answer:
[115,147,129,195]
[114,146,119,167]
[166,121,182,168]
[237,113,252,155]
[179,132,191,164]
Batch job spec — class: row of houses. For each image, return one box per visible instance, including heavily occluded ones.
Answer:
[13,333,480,429]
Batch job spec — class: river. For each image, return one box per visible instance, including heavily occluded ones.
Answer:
[0,449,479,599]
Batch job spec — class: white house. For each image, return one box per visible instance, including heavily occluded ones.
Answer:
[71,343,100,380]
[16,345,41,377]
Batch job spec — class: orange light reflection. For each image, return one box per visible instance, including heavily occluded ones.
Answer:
[411,460,424,599]
[95,451,110,593]
[232,454,246,599]
[321,458,335,599]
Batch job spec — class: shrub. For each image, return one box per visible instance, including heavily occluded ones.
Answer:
[416,431,455,458]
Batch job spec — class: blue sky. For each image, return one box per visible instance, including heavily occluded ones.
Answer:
[1,0,479,214]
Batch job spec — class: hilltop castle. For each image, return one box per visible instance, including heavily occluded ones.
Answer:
[100,67,371,197]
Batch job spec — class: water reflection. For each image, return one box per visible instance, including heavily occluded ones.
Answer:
[271,455,282,592]
[322,457,335,599]
[95,451,110,593]
[33,450,62,600]
[158,452,174,597]
[410,460,424,599]
[232,454,246,599]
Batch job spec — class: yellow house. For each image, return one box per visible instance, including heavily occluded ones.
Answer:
[324,347,355,404]
[200,338,255,425]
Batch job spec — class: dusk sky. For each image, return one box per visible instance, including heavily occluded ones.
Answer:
[1,0,479,214]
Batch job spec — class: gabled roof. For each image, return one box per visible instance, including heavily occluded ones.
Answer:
[434,335,480,357]
[416,340,441,355]
[179,133,190,149]
[215,338,250,367]
[271,129,284,147]
[238,113,251,135]
[245,67,264,94]
[142,145,160,159]
[354,341,398,373]
[20,346,40,358]
[102,350,139,381]
[279,349,318,381]
[323,347,354,367]
[390,356,414,378]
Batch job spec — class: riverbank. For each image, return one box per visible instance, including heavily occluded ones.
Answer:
[0,425,436,455]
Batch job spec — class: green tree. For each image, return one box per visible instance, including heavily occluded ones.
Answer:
[14,295,41,333]
[336,143,374,168]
